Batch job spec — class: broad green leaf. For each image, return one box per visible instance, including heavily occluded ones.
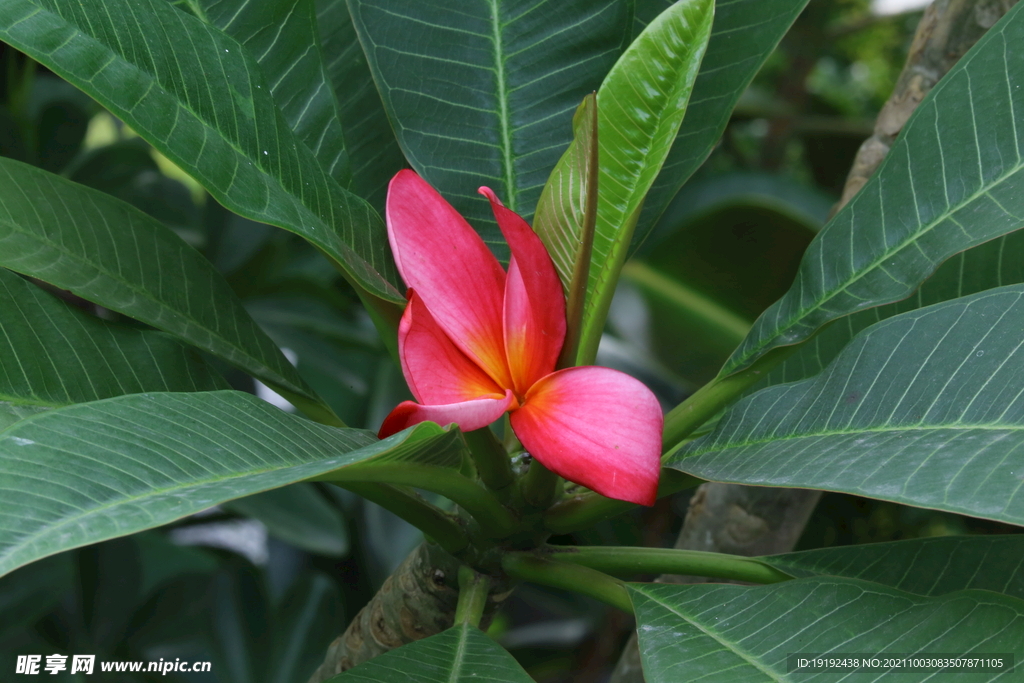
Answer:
[723,3,1024,377]
[329,624,534,683]
[0,267,226,407]
[223,483,349,557]
[764,536,1024,600]
[533,93,598,367]
[762,228,1024,388]
[347,0,634,253]
[628,0,811,248]
[192,0,351,186]
[0,0,402,302]
[0,391,457,577]
[631,578,1024,683]
[0,402,47,431]
[579,0,714,363]
[534,94,599,294]
[316,0,405,210]
[0,158,320,414]
[668,285,1024,526]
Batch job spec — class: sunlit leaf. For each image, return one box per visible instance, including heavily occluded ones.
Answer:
[0,0,402,302]
[578,0,714,363]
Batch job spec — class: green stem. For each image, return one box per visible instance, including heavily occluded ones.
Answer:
[463,428,515,496]
[455,566,490,627]
[662,348,793,452]
[321,465,518,539]
[502,552,632,613]
[334,482,469,555]
[520,459,562,509]
[544,546,794,584]
[544,469,701,535]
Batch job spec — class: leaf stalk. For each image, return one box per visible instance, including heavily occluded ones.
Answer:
[502,552,632,613]
[545,545,794,584]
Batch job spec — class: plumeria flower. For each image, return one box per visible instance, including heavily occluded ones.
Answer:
[378,170,663,506]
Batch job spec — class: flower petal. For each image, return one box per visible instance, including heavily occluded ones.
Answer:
[399,290,505,405]
[387,170,511,387]
[378,390,516,439]
[479,187,565,393]
[510,367,663,506]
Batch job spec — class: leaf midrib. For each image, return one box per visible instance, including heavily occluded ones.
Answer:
[487,0,516,212]
[634,586,787,682]
[685,421,1022,457]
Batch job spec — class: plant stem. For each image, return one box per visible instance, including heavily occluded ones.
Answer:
[502,552,632,613]
[544,545,794,584]
[463,427,515,496]
[455,565,490,627]
[661,348,792,451]
[543,469,701,535]
[334,482,469,555]
[521,459,562,509]
[321,464,518,539]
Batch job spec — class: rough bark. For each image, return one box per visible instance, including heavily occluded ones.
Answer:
[610,1,1018,681]
[307,542,508,681]
[834,0,1020,212]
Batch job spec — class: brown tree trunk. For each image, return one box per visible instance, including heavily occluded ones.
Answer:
[307,541,509,681]
[610,1,1019,681]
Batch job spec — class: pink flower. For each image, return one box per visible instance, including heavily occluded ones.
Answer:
[378,170,663,506]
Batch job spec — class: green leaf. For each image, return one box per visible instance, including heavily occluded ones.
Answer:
[0,391,458,577]
[0,402,47,431]
[763,536,1024,600]
[316,0,405,210]
[0,157,321,414]
[222,483,349,557]
[723,2,1024,377]
[0,0,402,302]
[533,93,598,367]
[762,227,1024,389]
[628,0,811,248]
[0,268,226,407]
[347,0,634,253]
[328,624,534,683]
[579,0,714,363]
[630,578,1024,683]
[668,285,1024,526]
[193,0,351,186]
